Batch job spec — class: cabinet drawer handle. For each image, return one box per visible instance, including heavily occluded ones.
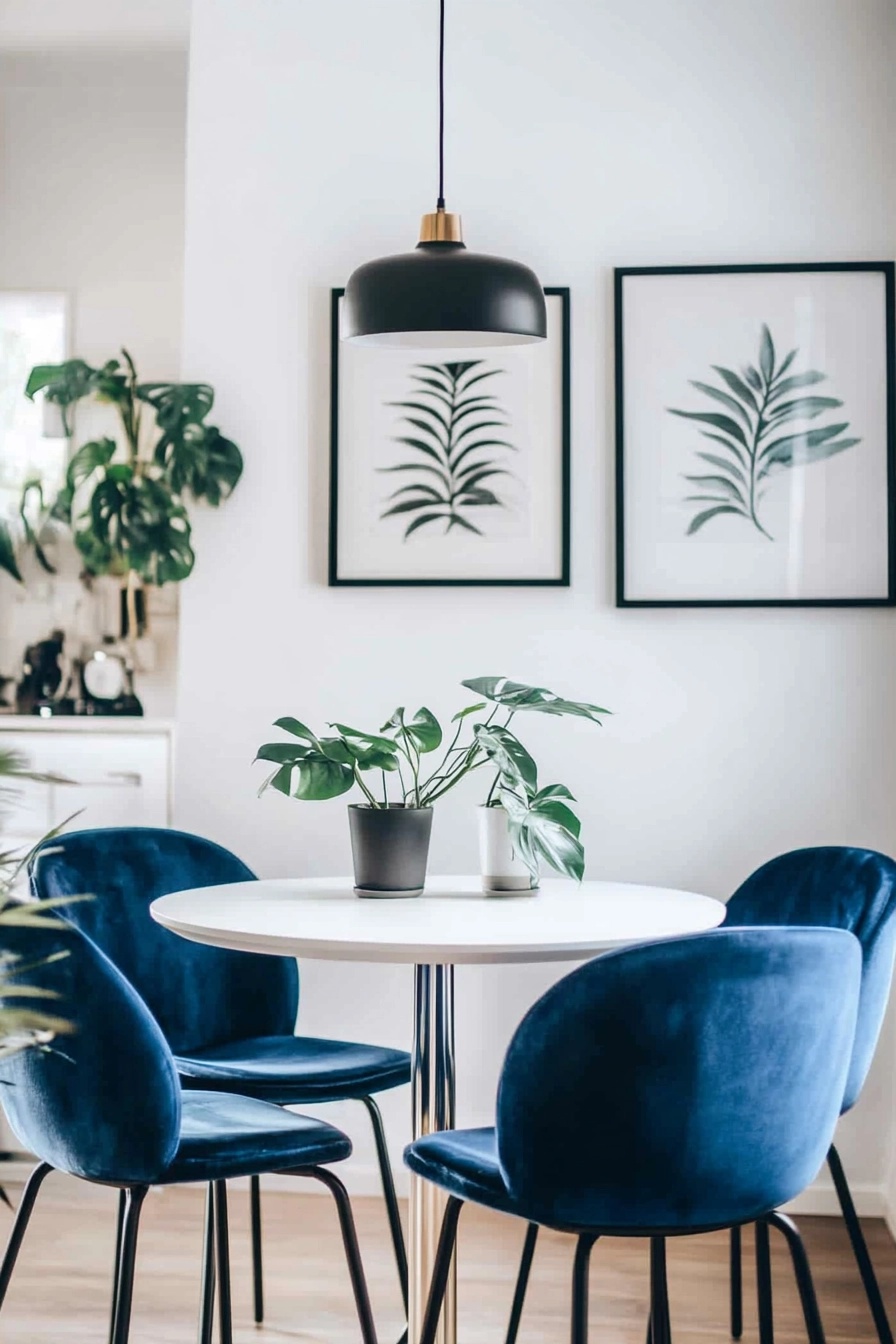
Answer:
[105,771,143,787]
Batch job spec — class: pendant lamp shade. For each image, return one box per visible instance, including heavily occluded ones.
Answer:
[342,240,547,348]
[341,0,546,349]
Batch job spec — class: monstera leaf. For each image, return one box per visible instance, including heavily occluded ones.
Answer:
[462,677,609,724]
[86,472,194,584]
[500,784,585,882]
[671,325,860,540]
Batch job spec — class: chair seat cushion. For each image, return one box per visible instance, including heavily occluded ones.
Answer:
[175,1034,411,1104]
[162,1091,352,1184]
[404,1128,518,1217]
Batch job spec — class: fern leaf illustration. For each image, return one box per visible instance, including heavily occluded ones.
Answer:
[670,325,859,540]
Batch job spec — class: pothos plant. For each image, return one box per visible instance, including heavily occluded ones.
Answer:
[256,677,609,882]
[0,350,243,591]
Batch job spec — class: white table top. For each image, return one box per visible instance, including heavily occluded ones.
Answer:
[150,876,724,966]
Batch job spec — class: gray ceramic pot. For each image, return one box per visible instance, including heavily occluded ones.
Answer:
[348,804,433,898]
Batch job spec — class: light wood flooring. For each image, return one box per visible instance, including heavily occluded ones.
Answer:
[0,1174,894,1342]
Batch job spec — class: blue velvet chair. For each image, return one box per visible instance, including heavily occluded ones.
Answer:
[0,916,377,1344]
[721,846,896,1344]
[405,928,861,1344]
[28,826,410,1329]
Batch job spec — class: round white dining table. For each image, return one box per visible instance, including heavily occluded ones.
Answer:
[151,875,724,1344]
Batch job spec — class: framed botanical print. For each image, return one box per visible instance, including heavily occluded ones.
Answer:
[615,263,896,607]
[329,287,570,586]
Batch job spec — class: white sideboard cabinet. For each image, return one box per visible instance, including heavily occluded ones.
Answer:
[0,715,173,850]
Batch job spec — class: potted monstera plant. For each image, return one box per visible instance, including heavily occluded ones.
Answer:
[0,351,242,642]
[256,677,609,897]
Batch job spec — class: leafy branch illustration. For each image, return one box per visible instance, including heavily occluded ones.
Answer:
[669,325,860,539]
[379,359,517,539]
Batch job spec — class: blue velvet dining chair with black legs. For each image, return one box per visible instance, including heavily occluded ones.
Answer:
[28,826,410,1334]
[406,927,862,1344]
[720,846,896,1344]
[0,916,378,1344]
[504,844,896,1344]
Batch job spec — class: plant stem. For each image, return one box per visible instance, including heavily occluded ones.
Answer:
[749,372,775,540]
[484,772,501,807]
[418,720,465,796]
[353,764,379,808]
[381,771,389,807]
[422,756,488,806]
[400,727,421,807]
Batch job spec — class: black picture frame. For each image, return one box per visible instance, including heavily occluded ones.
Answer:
[329,286,571,587]
[615,262,896,608]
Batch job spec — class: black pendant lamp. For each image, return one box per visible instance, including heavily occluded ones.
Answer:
[342,0,546,348]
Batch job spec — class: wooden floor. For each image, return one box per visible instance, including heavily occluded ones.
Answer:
[1,1175,895,1342]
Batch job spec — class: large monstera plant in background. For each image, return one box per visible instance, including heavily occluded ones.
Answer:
[0,349,243,589]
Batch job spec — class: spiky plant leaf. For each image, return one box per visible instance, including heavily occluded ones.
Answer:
[670,327,860,539]
[379,360,518,538]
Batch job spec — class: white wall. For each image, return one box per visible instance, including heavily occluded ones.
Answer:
[178,0,896,1202]
[0,49,187,715]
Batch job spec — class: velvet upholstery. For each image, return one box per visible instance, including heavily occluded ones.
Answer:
[30,827,297,1054]
[30,826,411,1100]
[405,928,861,1233]
[0,919,351,1186]
[176,1034,412,1103]
[723,847,896,1112]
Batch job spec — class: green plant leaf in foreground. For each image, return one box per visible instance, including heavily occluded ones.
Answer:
[462,676,609,723]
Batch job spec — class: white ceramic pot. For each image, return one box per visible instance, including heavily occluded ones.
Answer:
[478,805,538,895]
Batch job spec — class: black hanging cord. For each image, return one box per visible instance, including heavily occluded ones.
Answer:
[437,0,446,208]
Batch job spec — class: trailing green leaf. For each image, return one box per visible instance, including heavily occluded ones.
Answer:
[461,676,609,723]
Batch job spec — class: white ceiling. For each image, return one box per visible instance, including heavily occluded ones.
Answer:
[0,0,190,49]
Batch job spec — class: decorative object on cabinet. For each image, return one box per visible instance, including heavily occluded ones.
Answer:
[342,0,545,349]
[4,350,243,602]
[15,631,71,716]
[330,288,570,585]
[615,263,896,607]
[256,675,606,896]
[79,639,142,717]
[0,292,68,582]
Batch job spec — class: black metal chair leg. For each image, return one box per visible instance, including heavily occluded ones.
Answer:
[731,1223,744,1339]
[828,1144,894,1344]
[649,1237,670,1344]
[213,1181,233,1344]
[361,1094,409,1312]
[307,1165,380,1344]
[505,1223,539,1344]
[416,1195,463,1344]
[198,1181,216,1344]
[250,1174,264,1324]
[768,1211,826,1344]
[756,1219,774,1344]
[109,1186,148,1344]
[571,1234,598,1344]
[0,1161,52,1311]
[108,1188,126,1344]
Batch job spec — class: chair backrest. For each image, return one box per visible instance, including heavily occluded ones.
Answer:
[496,928,860,1233]
[0,917,181,1184]
[724,847,896,1111]
[30,827,299,1055]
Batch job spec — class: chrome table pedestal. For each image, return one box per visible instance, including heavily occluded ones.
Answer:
[409,964,456,1344]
